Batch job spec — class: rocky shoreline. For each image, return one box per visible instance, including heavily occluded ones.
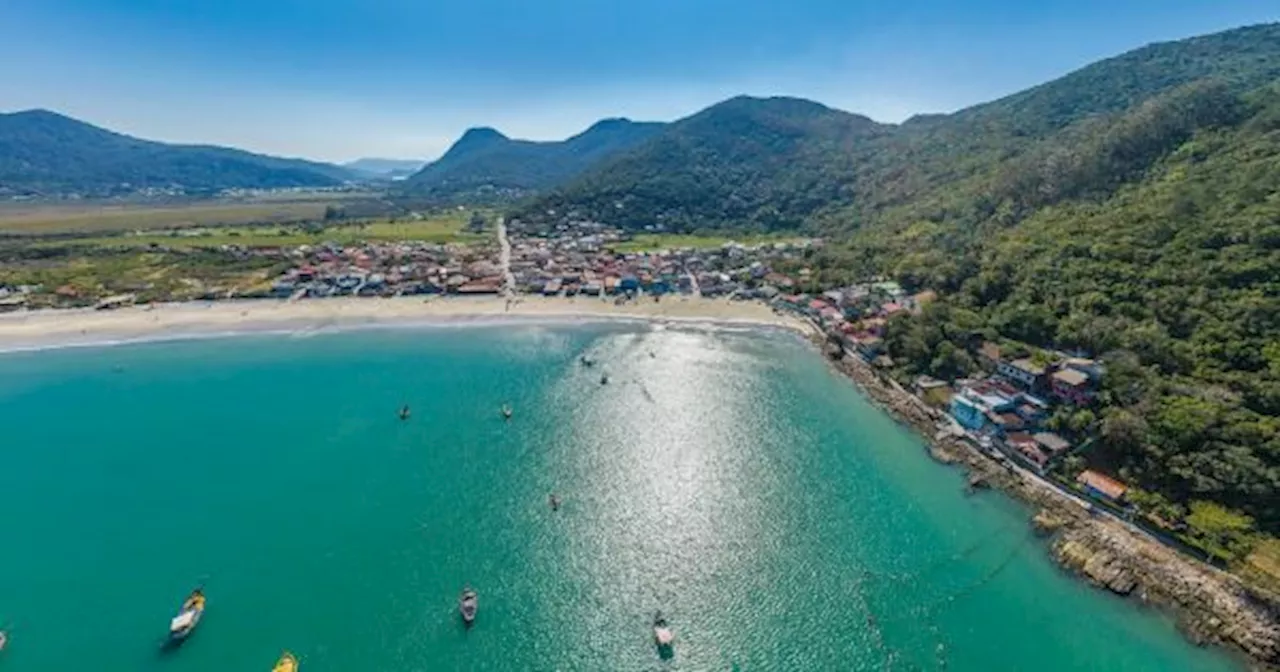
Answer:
[815,337,1280,670]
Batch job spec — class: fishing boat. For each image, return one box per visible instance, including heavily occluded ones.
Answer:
[169,588,206,641]
[459,587,478,626]
[272,651,298,672]
[653,611,674,649]
[501,404,513,420]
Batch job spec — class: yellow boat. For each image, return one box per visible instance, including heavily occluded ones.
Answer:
[273,652,298,672]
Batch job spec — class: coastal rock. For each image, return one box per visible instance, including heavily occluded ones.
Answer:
[1053,526,1280,665]
[1054,535,1148,595]
[1032,509,1067,536]
[1082,551,1137,595]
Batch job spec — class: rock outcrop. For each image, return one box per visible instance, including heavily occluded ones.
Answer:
[1052,522,1280,666]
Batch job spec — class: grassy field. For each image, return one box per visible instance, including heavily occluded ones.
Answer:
[27,215,489,250]
[610,233,809,253]
[0,198,375,235]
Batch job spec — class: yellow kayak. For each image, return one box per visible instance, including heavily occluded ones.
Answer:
[273,652,298,672]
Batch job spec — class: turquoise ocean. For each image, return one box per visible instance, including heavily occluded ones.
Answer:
[0,322,1241,670]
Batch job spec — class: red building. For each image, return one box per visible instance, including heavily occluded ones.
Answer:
[1051,368,1094,405]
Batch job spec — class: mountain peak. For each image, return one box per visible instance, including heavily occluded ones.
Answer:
[2,108,84,126]
[583,117,636,133]
[458,126,508,143]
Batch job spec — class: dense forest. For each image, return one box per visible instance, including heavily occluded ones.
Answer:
[401,118,664,202]
[512,23,1280,546]
[0,110,352,196]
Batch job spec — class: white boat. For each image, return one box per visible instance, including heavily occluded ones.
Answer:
[459,587,477,626]
[653,612,674,648]
[169,588,206,641]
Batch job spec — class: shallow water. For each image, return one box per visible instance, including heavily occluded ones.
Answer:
[0,324,1240,670]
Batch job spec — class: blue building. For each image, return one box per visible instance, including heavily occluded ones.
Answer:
[950,395,988,431]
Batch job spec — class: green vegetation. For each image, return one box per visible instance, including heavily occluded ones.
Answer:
[0,210,489,306]
[0,249,283,306]
[401,119,664,202]
[34,215,487,250]
[873,87,1280,539]
[1243,537,1280,593]
[0,199,374,235]
[0,110,351,197]
[510,23,1280,544]
[522,96,887,231]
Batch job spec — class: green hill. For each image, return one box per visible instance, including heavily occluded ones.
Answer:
[522,23,1280,235]
[513,23,1280,538]
[528,96,890,230]
[0,109,352,197]
[401,118,664,202]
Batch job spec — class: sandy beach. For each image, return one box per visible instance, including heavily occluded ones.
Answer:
[0,295,816,351]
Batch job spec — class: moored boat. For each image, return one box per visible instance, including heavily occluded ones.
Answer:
[273,651,298,672]
[653,611,674,649]
[169,588,206,641]
[459,587,478,626]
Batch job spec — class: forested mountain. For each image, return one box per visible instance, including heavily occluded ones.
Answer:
[0,110,353,196]
[514,22,1280,538]
[522,23,1280,233]
[401,118,664,202]
[526,96,891,230]
[878,86,1280,536]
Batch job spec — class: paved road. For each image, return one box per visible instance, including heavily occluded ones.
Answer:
[496,216,516,297]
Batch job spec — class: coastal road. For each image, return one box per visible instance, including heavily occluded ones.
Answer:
[496,216,516,297]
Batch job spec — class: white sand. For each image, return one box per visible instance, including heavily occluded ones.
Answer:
[0,295,817,351]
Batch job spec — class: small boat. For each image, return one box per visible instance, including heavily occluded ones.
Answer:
[600,373,610,385]
[273,651,298,672]
[580,355,596,368]
[398,405,411,420]
[653,611,674,649]
[0,630,7,652]
[459,587,478,626]
[549,493,561,511]
[169,588,206,641]
[501,404,513,420]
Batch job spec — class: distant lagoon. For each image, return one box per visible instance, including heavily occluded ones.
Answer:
[0,323,1241,670]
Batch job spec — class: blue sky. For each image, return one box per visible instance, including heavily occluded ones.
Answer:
[1,0,1276,162]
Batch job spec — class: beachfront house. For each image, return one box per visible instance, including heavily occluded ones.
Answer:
[1005,432,1049,472]
[950,395,987,431]
[1033,432,1072,462]
[1077,470,1128,504]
